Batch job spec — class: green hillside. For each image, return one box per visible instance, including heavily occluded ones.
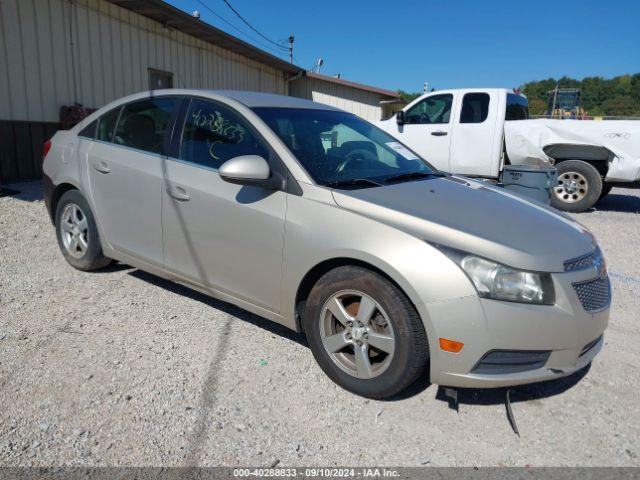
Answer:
[522,74,640,117]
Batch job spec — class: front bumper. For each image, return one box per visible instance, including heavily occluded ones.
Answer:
[419,267,610,388]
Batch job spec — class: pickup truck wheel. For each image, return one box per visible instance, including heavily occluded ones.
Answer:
[303,266,429,399]
[551,160,602,213]
[599,184,613,200]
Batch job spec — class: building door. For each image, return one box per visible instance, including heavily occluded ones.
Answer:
[149,69,174,90]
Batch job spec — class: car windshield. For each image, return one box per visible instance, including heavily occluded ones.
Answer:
[252,107,435,188]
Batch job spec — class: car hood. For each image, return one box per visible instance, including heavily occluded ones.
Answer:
[331,176,595,272]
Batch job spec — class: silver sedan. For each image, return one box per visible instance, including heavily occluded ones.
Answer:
[43,89,610,398]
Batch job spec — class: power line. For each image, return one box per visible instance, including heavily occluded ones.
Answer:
[219,0,289,51]
[194,0,287,57]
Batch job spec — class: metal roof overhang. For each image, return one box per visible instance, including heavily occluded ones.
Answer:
[105,0,303,76]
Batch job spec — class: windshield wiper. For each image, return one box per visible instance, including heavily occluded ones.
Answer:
[328,178,384,189]
[383,171,444,184]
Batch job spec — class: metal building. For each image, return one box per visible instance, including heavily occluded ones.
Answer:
[0,0,399,182]
[291,72,401,123]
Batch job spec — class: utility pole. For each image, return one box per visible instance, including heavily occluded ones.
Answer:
[289,35,294,64]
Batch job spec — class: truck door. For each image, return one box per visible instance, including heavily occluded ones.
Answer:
[449,91,499,177]
[393,93,454,171]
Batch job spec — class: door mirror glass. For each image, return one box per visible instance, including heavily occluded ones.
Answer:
[396,110,405,126]
[219,155,272,186]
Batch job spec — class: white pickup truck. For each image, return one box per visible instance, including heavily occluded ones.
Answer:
[377,88,640,212]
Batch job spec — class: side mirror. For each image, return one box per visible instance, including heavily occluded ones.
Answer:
[219,155,281,189]
[396,110,406,126]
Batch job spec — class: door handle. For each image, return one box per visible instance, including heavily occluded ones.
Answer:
[92,160,111,174]
[431,131,448,136]
[168,186,190,202]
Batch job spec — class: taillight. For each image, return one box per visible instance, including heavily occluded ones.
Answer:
[43,139,52,161]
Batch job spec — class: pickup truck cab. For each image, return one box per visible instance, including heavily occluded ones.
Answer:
[377,88,526,178]
[378,88,640,212]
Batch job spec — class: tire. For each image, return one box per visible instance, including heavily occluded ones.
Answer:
[599,184,613,200]
[551,160,603,213]
[55,189,112,271]
[303,266,429,399]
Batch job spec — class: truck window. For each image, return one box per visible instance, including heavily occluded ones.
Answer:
[506,93,529,120]
[460,93,490,123]
[404,94,453,125]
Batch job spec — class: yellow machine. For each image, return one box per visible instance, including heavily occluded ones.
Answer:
[546,87,588,119]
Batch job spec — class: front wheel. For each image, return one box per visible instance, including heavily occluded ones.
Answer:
[551,160,603,213]
[303,266,429,399]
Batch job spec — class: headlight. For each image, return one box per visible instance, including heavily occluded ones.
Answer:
[440,247,555,305]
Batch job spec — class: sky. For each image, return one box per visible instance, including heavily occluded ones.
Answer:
[166,0,640,93]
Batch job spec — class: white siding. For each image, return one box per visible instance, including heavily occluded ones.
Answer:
[290,76,385,122]
[0,0,288,123]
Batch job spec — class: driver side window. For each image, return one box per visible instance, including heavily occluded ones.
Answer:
[179,99,269,170]
[405,94,453,125]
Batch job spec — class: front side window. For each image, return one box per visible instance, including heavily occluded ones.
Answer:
[460,93,490,123]
[404,94,453,124]
[253,107,434,187]
[179,99,269,170]
[113,98,177,154]
[97,107,121,142]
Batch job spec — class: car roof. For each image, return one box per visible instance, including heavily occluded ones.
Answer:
[212,90,341,110]
[125,88,341,111]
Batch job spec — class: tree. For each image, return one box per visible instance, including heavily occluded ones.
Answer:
[397,90,421,103]
[528,98,547,116]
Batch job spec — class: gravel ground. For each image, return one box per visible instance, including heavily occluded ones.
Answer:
[1,180,639,467]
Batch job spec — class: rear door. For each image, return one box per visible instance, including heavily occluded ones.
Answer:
[161,97,287,313]
[389,92,455,171]
[86,97,178,266]
[449,90,499,176]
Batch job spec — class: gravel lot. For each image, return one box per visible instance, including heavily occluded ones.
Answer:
[1,180,639,467]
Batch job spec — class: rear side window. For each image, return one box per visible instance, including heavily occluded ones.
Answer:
[114,98,177,154]
[97,107,121,142]
[179,98,269,170]
[460,93,490,123]
[405,94,453,124]
[506,93,529,120]
[79,120,97,139]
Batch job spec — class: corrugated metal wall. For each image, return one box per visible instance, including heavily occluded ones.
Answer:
[290,76,384,122]
[0,0,288,124]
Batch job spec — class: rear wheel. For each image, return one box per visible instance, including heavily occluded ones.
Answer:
[55,190,111,271]
[551,160,602,212]
[303,266,429,399]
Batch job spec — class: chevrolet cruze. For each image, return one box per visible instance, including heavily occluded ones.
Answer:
[43,90,610,398]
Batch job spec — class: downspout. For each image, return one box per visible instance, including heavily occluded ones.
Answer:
[285,70,305,97]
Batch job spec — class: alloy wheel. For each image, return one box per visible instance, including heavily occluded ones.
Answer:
[320,290,396,379]
[60,203,89,258]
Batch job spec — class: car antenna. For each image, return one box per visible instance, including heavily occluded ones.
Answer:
[505,388,520,436]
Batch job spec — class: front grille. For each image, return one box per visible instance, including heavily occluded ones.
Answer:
[471,350,551,375]
[580,335,603,357]
[564,250,596,272]
[573,277,611,311]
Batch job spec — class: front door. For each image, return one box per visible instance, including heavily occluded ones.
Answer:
[161,98,287,313]
[87,97,177,266]
[391,93,454,171]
